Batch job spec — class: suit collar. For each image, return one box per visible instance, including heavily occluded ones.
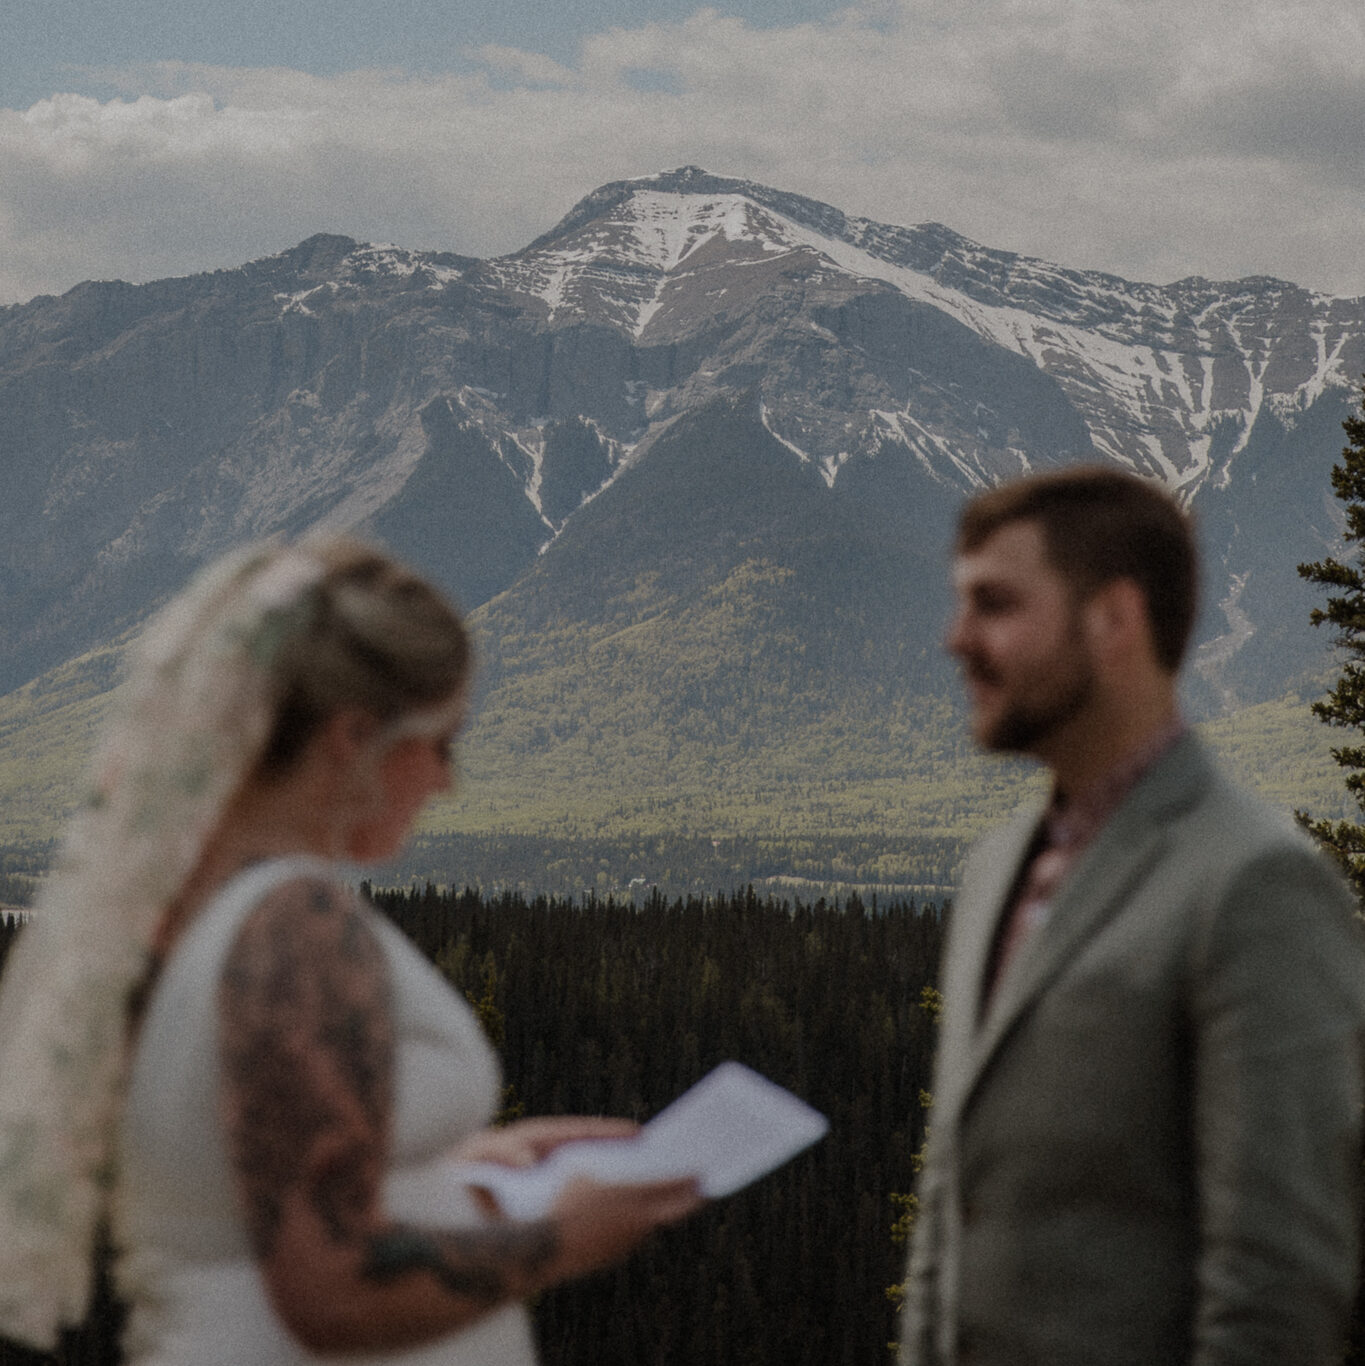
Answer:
[947,731,1214,1117]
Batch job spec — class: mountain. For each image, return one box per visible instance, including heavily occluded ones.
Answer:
[0,167,1360,876]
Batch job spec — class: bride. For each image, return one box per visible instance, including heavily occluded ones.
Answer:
[0,537,699,1364]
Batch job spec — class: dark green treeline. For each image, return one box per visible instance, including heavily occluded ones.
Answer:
[379,832,967,902]
[373,883,943,1366]
[0,886,943,1366]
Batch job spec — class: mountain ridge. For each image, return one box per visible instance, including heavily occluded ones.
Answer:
[0,168,1360,870]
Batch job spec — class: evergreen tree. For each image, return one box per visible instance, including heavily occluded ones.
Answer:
[1298,377,1365,1366]
[1298,376,1365,898]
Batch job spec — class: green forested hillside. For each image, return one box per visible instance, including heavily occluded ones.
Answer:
[0,642,122,848]
[0,622,1348,894]
[0,395,1351,888]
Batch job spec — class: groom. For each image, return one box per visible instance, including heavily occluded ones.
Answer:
[902,466,1365,1365]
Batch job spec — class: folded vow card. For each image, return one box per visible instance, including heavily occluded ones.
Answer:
[454,1061,829,1220]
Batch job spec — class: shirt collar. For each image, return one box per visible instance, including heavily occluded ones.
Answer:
[1044,716,1187,854]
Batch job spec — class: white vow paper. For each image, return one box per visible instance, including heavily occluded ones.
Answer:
[454,1061,829,1221]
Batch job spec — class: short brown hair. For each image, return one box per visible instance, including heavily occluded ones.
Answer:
[956,466,1198,672]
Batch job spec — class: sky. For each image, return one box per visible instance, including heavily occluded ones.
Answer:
[2,0,1363,306]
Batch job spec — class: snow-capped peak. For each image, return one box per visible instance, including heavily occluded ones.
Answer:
[613,191,789,273]
[467,168,1364,501]
[511,170,1362,497]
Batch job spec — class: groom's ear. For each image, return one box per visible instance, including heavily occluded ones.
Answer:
[1081,577,1154,670]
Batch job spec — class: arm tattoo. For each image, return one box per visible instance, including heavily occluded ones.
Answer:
[219,877,553,1309]
[219,877,394,1257]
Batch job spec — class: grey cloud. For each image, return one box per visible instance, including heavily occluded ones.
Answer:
[1,2,1364,306]
[1163,75,1365,179]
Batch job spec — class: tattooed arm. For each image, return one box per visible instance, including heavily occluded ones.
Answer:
[218,877,697,1353]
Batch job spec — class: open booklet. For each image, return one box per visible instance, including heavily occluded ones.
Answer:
[453,1061,829,1220]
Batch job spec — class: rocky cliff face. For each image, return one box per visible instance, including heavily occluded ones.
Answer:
[1,167,1361,706]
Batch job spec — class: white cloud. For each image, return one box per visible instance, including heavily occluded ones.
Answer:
[2,0,1363,306]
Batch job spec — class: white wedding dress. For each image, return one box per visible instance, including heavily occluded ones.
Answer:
[117,856,538,1366]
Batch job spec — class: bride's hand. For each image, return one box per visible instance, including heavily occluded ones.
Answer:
[450,1116,640,1169]
[544,1175,704,1280]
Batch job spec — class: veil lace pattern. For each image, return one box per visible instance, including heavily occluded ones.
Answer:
[0,544,324,1348]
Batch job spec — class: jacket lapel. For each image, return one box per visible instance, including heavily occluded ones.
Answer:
[954,733,1212,1115]
[935,800,1043,1116]
[972,821,1166,1067]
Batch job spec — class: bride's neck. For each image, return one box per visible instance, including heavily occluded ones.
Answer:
[156,768,349,958]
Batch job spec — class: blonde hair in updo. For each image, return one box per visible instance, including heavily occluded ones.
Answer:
[259,537,473,775]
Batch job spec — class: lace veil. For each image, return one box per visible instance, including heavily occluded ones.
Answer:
[0,542,325,1347]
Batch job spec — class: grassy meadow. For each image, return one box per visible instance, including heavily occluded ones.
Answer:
[0,631,1349,896]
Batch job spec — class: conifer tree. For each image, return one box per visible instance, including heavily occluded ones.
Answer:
[1298,376,1365,899]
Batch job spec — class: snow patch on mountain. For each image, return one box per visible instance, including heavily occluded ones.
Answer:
[633,283,668,338]
[504,427,551,524]
[685,196,1360,498]
[623,191,786,273]
[821,451,852,487]
[1309,321,1355,404]
[1193,570,1256,707]
[343,243,465,286]
[872,410,941,484]
[275,281,339,317]
[758,402,853,489]
[873,408,991,490]
[533,425,641,554]
[759,401,815,474]
[493,191,792,329]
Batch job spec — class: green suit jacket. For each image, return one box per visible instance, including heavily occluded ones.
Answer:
[902,733,1365,1366]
